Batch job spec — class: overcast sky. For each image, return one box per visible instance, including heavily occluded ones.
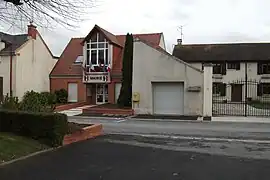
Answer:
[2,0,270,56]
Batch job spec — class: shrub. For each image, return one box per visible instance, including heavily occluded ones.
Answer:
[39,92,57,111]
[1,94,20,110]
[0,110,68,147]
[19,91,43,112]
[19,91,56,113]
[55,89,68,104]
[39,92,56,105]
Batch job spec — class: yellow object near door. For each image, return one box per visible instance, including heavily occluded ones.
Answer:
[132,92,140,102]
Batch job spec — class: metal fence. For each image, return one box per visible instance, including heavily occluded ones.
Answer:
[212,79,270,117]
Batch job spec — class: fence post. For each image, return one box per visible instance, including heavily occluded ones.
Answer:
[203,63,213,120]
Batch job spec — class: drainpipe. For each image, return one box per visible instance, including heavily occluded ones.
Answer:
[9,44,13,96]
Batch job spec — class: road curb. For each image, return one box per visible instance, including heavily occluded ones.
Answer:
[107,132,270,144]
[69,115,204,123]
[0,147,60,166]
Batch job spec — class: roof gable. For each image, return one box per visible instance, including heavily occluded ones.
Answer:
[135,39,202,73]
[82,25,122,47]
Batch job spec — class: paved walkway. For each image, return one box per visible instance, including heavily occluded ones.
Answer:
[1,137,270,180]
[60,105,95,116]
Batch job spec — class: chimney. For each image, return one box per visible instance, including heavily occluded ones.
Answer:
[27,23,37,39]
[177,39,182,45]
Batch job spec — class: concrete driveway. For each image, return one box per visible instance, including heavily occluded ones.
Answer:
[1,136,270,180]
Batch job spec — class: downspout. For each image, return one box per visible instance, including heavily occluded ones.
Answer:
[9,45,13,96]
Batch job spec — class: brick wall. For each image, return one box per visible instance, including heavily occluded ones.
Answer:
[63,124,103,145]
[50,77,86,102]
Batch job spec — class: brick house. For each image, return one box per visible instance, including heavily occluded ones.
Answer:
[50,25,165,104]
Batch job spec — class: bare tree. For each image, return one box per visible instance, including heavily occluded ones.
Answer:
[0,0,97,29]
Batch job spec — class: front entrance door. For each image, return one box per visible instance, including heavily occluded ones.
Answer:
[231,84,242,102]
[0,77,3,102]
[96,84,108,104]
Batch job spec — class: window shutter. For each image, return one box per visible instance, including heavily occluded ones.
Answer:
[257,63,262,75]
[221,63,226,75]
[220,83,226,96]
[236,63,240,70]
[257,84,262,96]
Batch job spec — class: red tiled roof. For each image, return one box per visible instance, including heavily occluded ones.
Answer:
[50,38,84,76]
[116,33,162,48]
[50,25,163,76]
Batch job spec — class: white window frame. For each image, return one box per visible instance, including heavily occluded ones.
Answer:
[86,33,109,67]
[96,84,108,104]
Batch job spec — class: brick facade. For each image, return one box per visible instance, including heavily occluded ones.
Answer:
[50,76,122,105]
[50,25,162,105]
[50,77,86,102]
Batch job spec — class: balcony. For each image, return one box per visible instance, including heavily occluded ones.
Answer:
[83,72,111,83]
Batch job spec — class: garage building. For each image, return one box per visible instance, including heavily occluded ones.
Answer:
[132,39,204,116]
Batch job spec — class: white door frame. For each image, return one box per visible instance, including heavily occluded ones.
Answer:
[96,84,108,104]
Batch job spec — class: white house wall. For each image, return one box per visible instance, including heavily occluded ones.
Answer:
[132,41,204,116]
[191,62,270,102]
[0,55,17,97]
[15,34,56,100]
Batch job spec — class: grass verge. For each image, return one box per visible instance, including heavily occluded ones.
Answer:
[0,133,49,164]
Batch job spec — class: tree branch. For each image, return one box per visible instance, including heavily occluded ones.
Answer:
[0,0,97,29]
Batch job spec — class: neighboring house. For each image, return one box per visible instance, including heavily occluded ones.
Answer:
[0,23,58,101]
[132,38,204,116]
[50,24,166,104]
[173,42,270,103]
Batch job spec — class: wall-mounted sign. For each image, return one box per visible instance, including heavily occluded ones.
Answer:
[83,73,111,83]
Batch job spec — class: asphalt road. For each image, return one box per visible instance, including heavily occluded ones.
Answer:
[68,116,270,140]
[1,136,270,180]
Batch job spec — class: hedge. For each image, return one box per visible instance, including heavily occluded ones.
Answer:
[0,110,68,147]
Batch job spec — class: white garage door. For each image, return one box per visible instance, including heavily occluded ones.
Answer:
[68,83,78,102]
[152,82,184,115]
[115,83,121,103]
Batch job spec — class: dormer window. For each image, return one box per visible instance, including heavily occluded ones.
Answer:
[86,32,109,67]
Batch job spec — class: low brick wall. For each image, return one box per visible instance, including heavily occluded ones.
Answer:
[83,108,134,115]
[63,124,103,146]
[55,102,88,112]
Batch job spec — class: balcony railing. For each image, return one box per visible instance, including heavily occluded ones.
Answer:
[83,72,111,83]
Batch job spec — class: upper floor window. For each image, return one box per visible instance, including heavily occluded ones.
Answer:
[227,62,240,70]
[258,62,270,75]
[213,63,226,75]
[86,33,109,67]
